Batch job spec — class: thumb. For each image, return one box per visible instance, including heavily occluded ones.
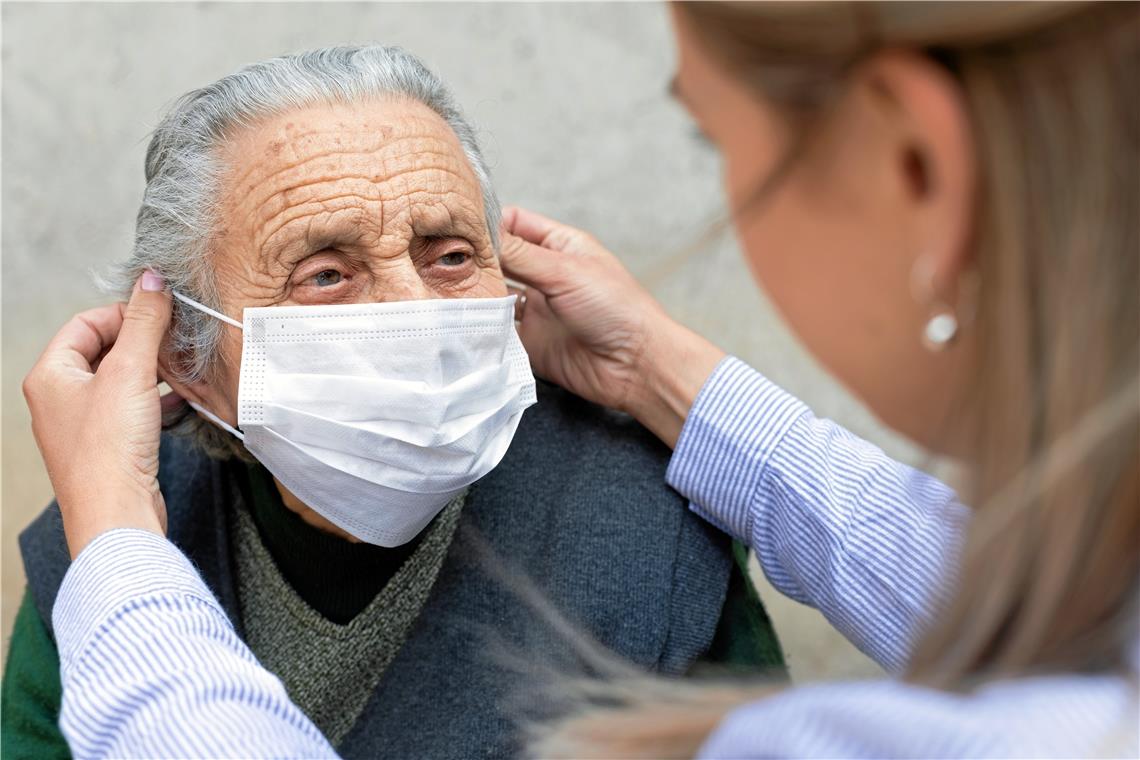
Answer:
[109,269,172,377]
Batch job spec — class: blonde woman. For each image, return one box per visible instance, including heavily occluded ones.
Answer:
[22,1,1138,757]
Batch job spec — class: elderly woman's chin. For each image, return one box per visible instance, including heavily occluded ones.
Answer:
[274,475,363,541]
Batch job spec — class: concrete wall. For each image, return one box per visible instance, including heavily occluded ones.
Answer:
[2,2,909,681]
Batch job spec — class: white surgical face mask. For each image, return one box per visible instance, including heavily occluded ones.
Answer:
[173,292,537,546]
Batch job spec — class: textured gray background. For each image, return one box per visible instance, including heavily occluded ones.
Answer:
[0,2,910,681]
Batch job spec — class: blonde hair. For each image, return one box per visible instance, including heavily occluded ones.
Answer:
[532,2,1139,755]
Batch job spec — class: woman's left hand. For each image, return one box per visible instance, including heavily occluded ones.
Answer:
[23,271,174,559]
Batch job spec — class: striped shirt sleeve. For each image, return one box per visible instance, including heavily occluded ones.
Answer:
[667,356,970,673]
[696,669,1139,759]
[52,528,338,759]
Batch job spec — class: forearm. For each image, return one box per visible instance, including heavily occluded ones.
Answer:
[54,529,336,759]
[667,357,970,673]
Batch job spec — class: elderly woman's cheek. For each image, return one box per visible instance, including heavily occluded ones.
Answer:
[423,265,479,295]
[204,334,245,420]
[470,261,508,298]
[474,252,508,296]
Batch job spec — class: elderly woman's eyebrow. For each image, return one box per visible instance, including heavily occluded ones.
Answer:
[263,229,348,262]
[415,222,478,240]
[261,214,484,265]
[258,220,367,267]
[412,208,485,241]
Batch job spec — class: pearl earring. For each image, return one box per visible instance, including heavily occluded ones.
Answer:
[922,310,959,351]
[910,255,961,352]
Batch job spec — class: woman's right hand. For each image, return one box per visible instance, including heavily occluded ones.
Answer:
[500,206,725,448]
[23,271,174,559]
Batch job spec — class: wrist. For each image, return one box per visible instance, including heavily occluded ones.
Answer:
[60,486,164,560]
[626,320,725,449]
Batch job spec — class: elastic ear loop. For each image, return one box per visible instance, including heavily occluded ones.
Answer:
[172,290,246,441]
[188,402,245,441]
[172,290,244,329]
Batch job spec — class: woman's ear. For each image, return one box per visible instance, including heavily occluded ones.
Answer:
[860,50,977,303]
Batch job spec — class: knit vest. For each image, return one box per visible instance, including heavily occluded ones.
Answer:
[21,381,735,758]
[234,493,464,745]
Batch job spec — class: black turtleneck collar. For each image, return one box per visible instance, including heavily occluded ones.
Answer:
[241,463,423,624]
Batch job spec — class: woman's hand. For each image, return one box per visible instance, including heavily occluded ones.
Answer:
[23,271,174,559]
[500,206,725,448]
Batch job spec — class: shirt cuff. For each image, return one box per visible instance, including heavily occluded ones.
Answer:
[52,528,227,671]
[666,356,810,542]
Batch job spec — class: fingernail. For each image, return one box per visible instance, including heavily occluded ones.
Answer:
[141,269,165,292]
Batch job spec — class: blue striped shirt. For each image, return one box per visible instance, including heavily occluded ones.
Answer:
[52,356,1138,758]
[671,358,1138,758]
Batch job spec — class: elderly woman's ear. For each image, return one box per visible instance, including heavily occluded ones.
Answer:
[154,350,197,427]
[156,346,236,428]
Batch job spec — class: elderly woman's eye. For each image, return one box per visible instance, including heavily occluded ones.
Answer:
[439,251,470,267]
[314,269,343,286]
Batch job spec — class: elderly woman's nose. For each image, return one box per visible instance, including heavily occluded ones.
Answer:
[366,269,436,303]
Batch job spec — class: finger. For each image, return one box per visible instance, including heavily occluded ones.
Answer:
[40,304,127,373]
[513,287,561,356]
[502,206,558,246]
[502,206,598,258]
[506,284,528,321]
[499,232,570,292]
[105,270,172,376]
[502,205,601,266]
[517,283,552,326]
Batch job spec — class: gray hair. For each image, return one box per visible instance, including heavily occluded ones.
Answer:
[106,45,501,458]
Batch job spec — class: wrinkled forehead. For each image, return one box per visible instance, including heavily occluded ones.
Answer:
[212,98,489,260]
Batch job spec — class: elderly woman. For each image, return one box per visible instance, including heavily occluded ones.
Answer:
[2,46,782,757]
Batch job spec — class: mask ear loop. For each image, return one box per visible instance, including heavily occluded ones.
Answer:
[171,290,246,441]
[172,290,244,329]
[188,402,245,441]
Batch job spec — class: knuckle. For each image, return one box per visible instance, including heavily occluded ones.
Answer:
[547,228,576,251]
[77,305,111,323]
[21,371,39,403]
[22,366,59,408]
[558,227,599,254]
[499,236,522,257]
[125,302,163,325]
[99,352,133,378]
